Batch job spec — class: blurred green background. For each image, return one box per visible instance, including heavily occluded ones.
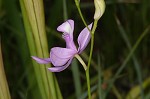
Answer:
[0,0,150,99]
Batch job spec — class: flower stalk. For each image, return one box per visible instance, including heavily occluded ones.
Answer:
[75,54,87,70]
[74,0,91,33]
[74,0,105,98]
[85,20,98,99]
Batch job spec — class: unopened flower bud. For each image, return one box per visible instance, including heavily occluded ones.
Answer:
[94,0,106,20]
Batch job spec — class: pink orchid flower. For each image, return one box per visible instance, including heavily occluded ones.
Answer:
[32,19,92,72]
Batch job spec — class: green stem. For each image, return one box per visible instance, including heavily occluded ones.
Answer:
[86,69,91,99]
[85,20,98,99]
[74,0,91,33]
[74,1,99,98]
[87,20,98,70]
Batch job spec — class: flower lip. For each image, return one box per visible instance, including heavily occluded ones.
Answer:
[50,47,77,66]
[48,57,73,72]
[50,47,77,59]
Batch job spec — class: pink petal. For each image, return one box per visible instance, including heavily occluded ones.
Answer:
[48,58,73,72]
[77,23,93,53]
[57,19,74,39]
[31,56,51,64]
[50,47,76,66]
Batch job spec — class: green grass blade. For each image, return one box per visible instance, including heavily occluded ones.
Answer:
[115,16,144,99]
[104,25,150,98]
[2,0,35,97]
[71,59,82,99]
[97,54,103,99]
[79,85,97,99]
[63,0,68,20]
[0,38,11,99]
[20,0,62,99]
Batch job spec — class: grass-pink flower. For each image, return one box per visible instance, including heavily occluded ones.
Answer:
[32,19,92,72]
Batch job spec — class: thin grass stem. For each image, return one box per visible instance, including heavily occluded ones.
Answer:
[104,25,150,98]
[115,16,144,99]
